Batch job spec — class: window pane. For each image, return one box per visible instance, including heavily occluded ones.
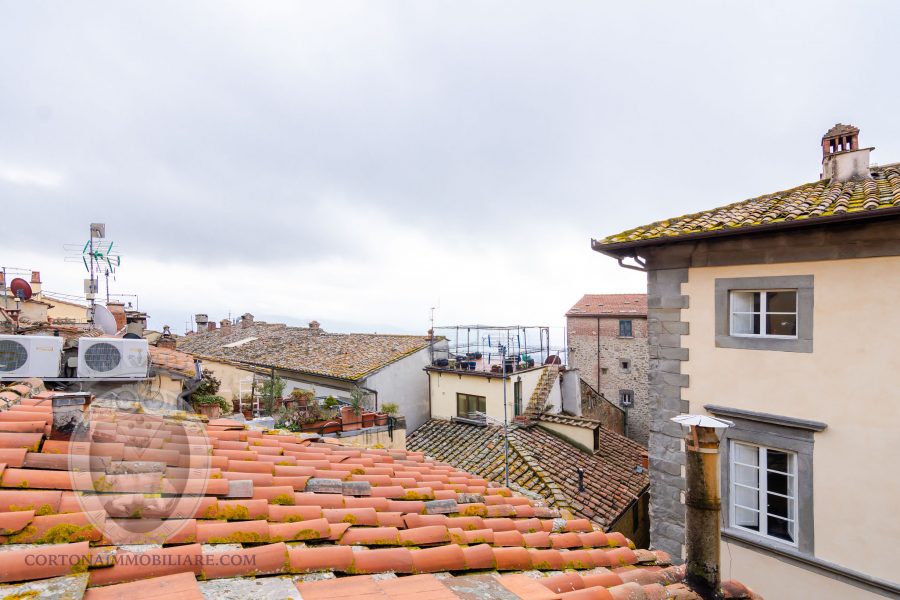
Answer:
[766,314,797,336]
[767,472,790,496]
[732,313,761,335]
[767,491,789,519]
[735,485,758,511]
[766,291,797,313]
[767,514,794,542]
[734,506,760,530]
[619,320,632,336]
[477,396,486,413]
[457,395,466,416]
[766,449,790,473]
[734,443,759,466]
[731,291,760,312]
[734,463,759,488]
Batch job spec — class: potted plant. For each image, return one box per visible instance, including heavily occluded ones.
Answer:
[376,402,398,426]
[379,402,400,425]
[361,411,376,428]
[193,395,228,419]
[341,390,365,431]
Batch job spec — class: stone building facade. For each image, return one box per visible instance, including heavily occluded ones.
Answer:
[591,125,900,599]
[566,294,649,445]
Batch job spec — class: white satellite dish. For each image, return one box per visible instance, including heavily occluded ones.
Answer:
[93,304,119,335]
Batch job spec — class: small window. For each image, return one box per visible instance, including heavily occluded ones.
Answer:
[619,359,631,373]
[729,290,797,338]
[619,320,633,337]
[456,393,486,417]
[730,441,798,545]
[600,367,608,375]
[619,390,634,407]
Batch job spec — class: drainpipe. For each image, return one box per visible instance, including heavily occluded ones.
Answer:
[671,414,732,600]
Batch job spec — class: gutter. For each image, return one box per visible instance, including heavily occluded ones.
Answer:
[592,205,900,256]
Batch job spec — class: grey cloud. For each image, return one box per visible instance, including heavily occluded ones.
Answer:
[1,1,899,290]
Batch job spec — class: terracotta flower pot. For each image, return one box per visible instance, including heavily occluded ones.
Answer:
[361,412,376,428]
[301,420,327,433]
[340,406,361,431]
[321,421,341,435]
[374,413,389,427]
[196,405,222,420]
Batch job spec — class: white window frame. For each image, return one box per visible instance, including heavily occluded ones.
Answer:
[729,289,798,340]
[729,440,799,547]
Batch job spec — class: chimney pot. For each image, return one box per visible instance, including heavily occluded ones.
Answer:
[309,320,320,331]
[220,319,231,333]
[241,313,254,328]
[29,271,42,297]
[207,321,217,332]
[158,325,176,349]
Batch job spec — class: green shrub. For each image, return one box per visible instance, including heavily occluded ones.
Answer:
[192,395,229,413]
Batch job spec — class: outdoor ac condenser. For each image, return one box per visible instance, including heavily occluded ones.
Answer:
[0,334,64,379]
[77,337,149,378]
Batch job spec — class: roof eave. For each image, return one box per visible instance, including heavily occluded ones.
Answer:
[593,206,900,256]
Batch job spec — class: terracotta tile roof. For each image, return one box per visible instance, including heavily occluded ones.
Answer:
[406,420,648,529]
[565,295,647,318]
[536,414,603,430]
[596,162,900,248]
[147,346,197,378]
[0,381,760,600]
[177,323,433,381]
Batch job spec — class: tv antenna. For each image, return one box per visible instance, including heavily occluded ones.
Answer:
[64,223,122,314]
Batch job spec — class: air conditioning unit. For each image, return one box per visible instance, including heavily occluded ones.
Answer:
[77,337,149,378]
[0,335,64,379]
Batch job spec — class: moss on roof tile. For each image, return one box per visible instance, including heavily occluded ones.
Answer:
[598,163,900,247]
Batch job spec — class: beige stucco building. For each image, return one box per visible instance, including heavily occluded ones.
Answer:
[427,363,561,424]
[594,124,900,599]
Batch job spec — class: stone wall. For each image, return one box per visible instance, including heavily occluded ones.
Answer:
[567,315,650,445]
[646,267,690,560]
[578,379,625,436]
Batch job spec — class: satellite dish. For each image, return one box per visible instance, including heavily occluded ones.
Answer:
[93,304,119,335]
[9,278,33,301]
[123,332,142,339]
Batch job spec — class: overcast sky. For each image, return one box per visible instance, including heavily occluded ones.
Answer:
[2,1,898,341]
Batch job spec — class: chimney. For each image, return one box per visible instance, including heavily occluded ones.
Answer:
[157,325,176,349]
[240,313,254,328]
[30,271,42,297]
[219,318,231,334]
[309,320,321,333]
[194,313,209,332]
[674,414,732,600]
[821,123,873,181]
[207,321,217,332]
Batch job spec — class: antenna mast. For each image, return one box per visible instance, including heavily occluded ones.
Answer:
[64,223,121,325]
